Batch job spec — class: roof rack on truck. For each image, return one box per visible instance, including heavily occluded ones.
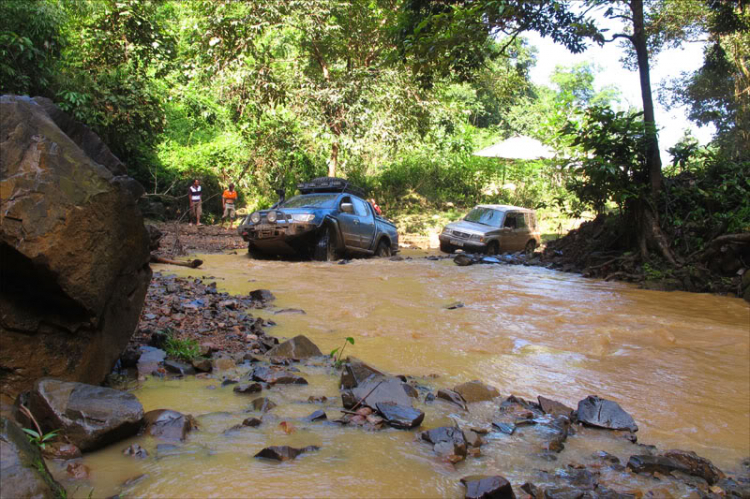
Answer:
[297,177,366,198]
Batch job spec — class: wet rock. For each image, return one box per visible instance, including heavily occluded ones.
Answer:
[304,410,327,422]
[233,383,262,395]
[212,356,236,371]
[66,461,90,480]
[347,378,414,410]
[307,396,328,404]
[454,381,500,403]
[251,398,277,413]
[0,417,64,498]
[627,455,691,476]
[28,379,144,451]
[492,422,516,435]
[143,409,195,442]
[266,335,322,359]
[590,451,621,466]
[445,301,465,310]
[662,450,725,485]
[136,346,166,376]
[40,442,82,460]
[221,378,239,386]
[420,426,468,459]
[340,357,386,389]
[402,383,420,398]
[191,358,212,372]
[121,473,149,488]
[375,402,425,429]
[249,289,275,306]
[437,388,468,410]
[273,308,306,315]
[122,443,149,459]
[464,430,484,448]
[542,486,586,498]
[254,445,320,461]
[460,475,516,499]
[243,417,262,427]
[576,396,638,432]
[164,359,196,376]
[0,98,151,399]
[538,396,574,417]
[119,347,141,368]
[155,443,180,458]
[251,366,308,385]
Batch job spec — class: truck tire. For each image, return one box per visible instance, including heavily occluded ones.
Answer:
[524,240,536,258]
[248,245,266,260]
[313,227,338,262]
[486,241,499,256]
[375,239,391,257]
[439,241,453,254]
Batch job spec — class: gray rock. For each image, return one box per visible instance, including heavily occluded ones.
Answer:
[191,358,212,372]
[576,396,637,432]
[375,402,425,429]
[340,357,386,389]
[437,388,468,410]
[662,449,725,485]
[251,398,277,413]
[28,379,144,451]
[254,445,319,461]
[164,359,196,376]
[538,396,573,417]
[143,409,195,442]
[251,366,308,385]
[233,383,262,394]
[348,378,414,410]
[420,426,467,458]
[460,475,516,499]
[249,289,275,305]
[242,417,262,427]
[304,410,327,422]
[0,96,151,399]
[627,454,691,475]
[265,335,322,359]
[137,346,166,376]
[122,443,148,459]
[0,417,64,499]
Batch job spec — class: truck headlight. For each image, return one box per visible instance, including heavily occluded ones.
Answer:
[443,228,452,235]
[267,211,278,223]
[471,234,484,242]
[250,212,261,224]
[291,213,315,222]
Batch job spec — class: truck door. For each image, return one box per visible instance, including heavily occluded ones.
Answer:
[352,197,376,249]
[337,196,360,248]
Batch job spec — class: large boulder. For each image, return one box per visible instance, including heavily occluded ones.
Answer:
[27,379,144,451]
[0,417,65,499]
[143,409,195,442]
[265,335,322,359]
[576,395,638,432]
[0,95,151,399]
[453,381,500,403]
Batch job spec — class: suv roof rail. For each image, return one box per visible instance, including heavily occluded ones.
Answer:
[297,177,366,197]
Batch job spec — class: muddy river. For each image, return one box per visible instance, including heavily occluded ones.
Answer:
[53,251,750,498]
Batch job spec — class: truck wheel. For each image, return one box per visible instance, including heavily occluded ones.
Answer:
[248,246,266,260]
[313,227,337,261]
[439,241,453,254]
[524,240,536,258]
[486,241,499,256]
[375,239,391,257]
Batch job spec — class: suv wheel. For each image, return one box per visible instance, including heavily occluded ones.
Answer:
[524,240,536,258]
[375,239,391,257]
[439,241,453,254]
[313,227,337,261]
[486,241,499,256]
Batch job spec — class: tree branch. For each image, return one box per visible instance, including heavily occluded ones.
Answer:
[603,33,634,43]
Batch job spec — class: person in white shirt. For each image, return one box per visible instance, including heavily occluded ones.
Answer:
[189,179,202,226]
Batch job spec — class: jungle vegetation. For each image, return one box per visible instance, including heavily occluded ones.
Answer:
[1,0,747,276]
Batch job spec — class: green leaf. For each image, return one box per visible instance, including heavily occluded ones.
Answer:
[345,337,354,345]
[22,428,41,439]
[329,348,339,357]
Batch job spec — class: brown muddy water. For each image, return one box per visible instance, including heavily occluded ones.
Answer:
[51,251,750,498]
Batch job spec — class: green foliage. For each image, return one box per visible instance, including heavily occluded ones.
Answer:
[164,332,201,362]
[22,428,58,450]
[330,337,354,368]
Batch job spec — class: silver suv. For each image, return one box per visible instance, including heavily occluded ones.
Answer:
[439,205,541,255]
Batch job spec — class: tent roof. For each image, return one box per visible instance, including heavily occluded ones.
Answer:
[474,136,556,160]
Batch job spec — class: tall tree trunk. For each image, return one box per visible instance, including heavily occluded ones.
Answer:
[630,0,678,265]
[631,0,662,199]
[329,141,339,177]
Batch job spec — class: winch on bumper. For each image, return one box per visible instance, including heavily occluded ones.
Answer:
[240,219,320,256]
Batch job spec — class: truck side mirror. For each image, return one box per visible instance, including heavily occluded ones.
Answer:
[341,202,354,214]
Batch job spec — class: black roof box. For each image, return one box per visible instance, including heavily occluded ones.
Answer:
[297,177,365,197]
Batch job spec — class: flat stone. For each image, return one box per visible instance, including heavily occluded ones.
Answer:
[137,346,166,376]
[454,381,500,403]
[41,442,82,460]
[212,357,236,371]
[348,378,414,410]
[437,388,468,410]
[251,397,277,413]
[191,358,212,372]
[420,426,467,458]
[28,379,144,451]
[249,289,275,305]
[627,454,691,475]
[0,417,64,498]
[340,357,386,389]
[242,417,262,427]
[304,410,327,422]
[538,396,574,417]
[492,421,516,435]
[265,335,322,359]
[164,359,196,375]
[143,409,195,442]
[66,461,90,479]
[254,445,319,461]
[662,449,725,485]
[375,402,425,429]
[251,366,308,385]
[233,383,262,394]
[460,475,516,499]
[576,396,637,432]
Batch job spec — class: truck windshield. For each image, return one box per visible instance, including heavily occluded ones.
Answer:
[464,207,503,227]
[281,194,338,209]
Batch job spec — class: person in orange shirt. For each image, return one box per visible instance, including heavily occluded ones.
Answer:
[220,183,239,229]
